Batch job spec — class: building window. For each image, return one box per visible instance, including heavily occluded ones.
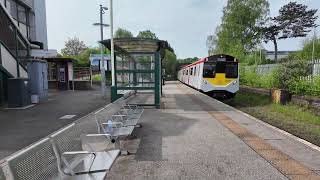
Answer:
[9,0,17,20]
[48,63,57,80]
[17,4,26,24]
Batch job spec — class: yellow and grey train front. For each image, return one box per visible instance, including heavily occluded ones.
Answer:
[201,54,239,98]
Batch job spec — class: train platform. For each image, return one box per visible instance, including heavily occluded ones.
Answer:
[108,81,320,180]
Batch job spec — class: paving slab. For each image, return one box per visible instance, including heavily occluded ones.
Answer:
[0,85,110,160]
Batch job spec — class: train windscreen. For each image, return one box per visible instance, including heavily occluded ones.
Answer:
[203,62,238,78]
[226,62,238,78]
[203,64,216,78]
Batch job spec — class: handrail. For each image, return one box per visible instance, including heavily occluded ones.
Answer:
[0,3,31,47]
[0,40,28,73]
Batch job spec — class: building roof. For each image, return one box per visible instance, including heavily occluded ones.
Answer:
[45,57,78,63]
[100,38,173,57]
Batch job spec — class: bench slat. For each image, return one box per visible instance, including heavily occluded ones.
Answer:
[7,138,58,180]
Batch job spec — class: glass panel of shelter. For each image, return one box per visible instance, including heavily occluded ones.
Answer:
[116,53,155,88]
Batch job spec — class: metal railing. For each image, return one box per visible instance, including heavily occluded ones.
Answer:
[0,41,28,78]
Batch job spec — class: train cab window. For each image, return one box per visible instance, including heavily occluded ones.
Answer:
[226,63,238,78]
[203,64,216,78]
[216,62,227,73]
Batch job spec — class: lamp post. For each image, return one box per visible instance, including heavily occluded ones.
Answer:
[312,27,317,62]
[93,5,109,97]
[110,0,115,87]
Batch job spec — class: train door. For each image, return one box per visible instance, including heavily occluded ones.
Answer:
[189,67,193,87]
[195,65,199,89]
[187,68,190,85]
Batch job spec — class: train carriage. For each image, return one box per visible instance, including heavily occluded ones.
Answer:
[178,54,239,98]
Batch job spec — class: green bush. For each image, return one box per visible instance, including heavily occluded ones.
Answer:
[240,60,320,97]
[289,77,320,97]
[278,59,311,90]
[259,69,280,89]
[240,66,260,87]
[240,66,279,89]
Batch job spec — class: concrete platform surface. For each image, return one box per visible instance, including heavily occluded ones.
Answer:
[0,86,110,160]
[106,81,320,179]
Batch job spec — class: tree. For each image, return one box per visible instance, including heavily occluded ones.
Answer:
[288,37,320,60]
[262,2,318,61]
[137,30,158,39]
[207,34,218,56]
[61,37,87,56]
[212,0,269,59]
[114,28,133,38]
[75,47,110,67]
[163,50,177,80]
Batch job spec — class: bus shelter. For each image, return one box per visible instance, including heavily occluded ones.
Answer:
[101,38,172,109]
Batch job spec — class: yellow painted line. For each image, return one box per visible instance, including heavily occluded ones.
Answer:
[176,84,319,180]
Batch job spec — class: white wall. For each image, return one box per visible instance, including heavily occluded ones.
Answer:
[1,46,17,77]
[34,0,48,49]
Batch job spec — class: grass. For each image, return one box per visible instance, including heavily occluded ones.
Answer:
[225,92,320,146]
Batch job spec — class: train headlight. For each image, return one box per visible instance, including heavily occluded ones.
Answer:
[203,80,207,84]
[233,80,237,85]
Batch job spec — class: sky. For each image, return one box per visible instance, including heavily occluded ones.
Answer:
[46,0,320,59]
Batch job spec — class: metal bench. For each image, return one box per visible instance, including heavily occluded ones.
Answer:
[118,96,144,116]
[94,104,135,128]
[91,103,136,155]
[110,102,141,127]
[113,97,144,119]
[5,138,59,180]
[50,123,120,179]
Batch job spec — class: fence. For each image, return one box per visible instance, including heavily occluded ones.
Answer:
[312,59,320,76]
[244,60,320,77]
[256,64,279,75]
[73,67,93,81]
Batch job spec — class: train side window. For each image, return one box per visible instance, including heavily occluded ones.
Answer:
[187,70,188,75]
[226,63,238,78]
[190,68,193,75]
[194,67,197,76]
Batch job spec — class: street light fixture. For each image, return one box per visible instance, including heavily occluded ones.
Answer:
[93,23,110,27]
[93,5,109,97]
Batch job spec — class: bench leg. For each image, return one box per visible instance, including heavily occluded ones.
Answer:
[120,150,130,156]
[114,140,130,156]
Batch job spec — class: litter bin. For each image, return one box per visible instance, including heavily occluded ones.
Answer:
[7,78,31,108]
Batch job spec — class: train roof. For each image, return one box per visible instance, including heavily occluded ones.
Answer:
[180,54,238,70]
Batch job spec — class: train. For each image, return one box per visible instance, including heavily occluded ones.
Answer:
[178,54,239,99]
